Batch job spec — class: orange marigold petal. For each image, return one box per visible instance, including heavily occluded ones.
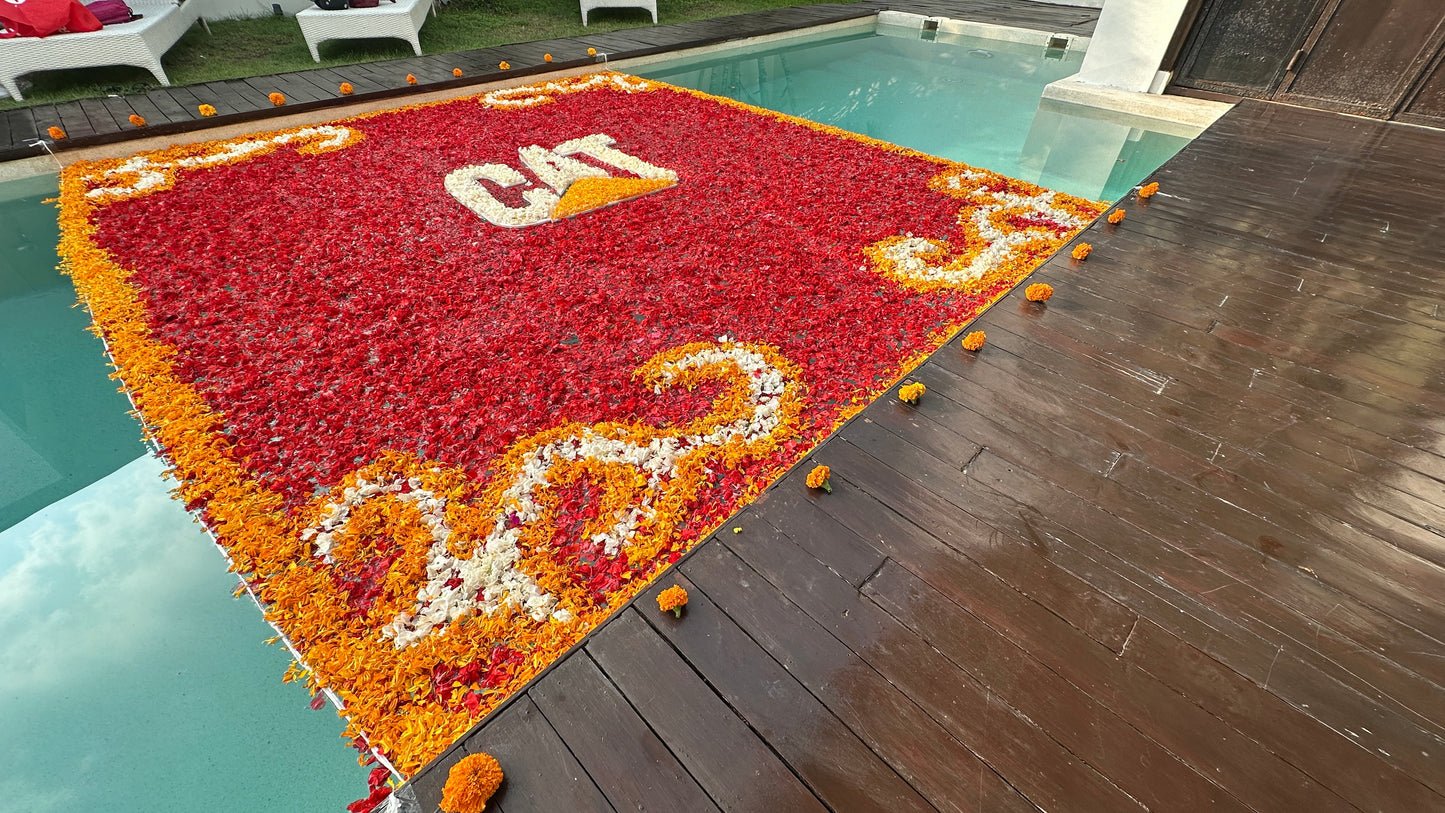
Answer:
[805,464,831,489]
[440,753,503,813]
[1107,208,1125,224]
[657,585,688,613]
[961,330,986,351]
[1025,283,1054,302]
[1071,243,1092,261]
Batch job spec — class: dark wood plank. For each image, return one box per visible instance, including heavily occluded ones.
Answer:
[587,609,829,813]
[1121,620,1445,808]
[818,425,1445,771]
[864,561,1362,812]
[460,696,614,813]
[76,97,120,134]
[753,468,1140,654]
[907,349,1445,697]
[681,542,1046,813]
[926,327,1445,651]
[50,101,96,138]
[143,87,196,123]
[6,106,38,146]
[635,574,938,813]
[724,515,1248,813]
[529,652,721,813]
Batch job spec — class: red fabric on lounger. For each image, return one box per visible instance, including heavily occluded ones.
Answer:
[0,0,102,37]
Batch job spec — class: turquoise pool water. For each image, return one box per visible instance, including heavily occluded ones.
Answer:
[0,23,1195,812]
[0,176,369,812]
[638,25,1191,203]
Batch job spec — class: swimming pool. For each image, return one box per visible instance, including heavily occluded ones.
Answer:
[0,19,1195,813]
[637,23,1191,203]
[0,175,370,812]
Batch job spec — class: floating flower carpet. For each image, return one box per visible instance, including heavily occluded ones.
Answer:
[57,72,1106,778]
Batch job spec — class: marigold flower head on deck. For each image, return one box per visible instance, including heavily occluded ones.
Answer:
[657,585,688,617]
[47,126,66,139]
[1025,283,1054,302]
[499,61,510,70]
[269,92,286,106]
[453,68,463,77]
[1107,208,1125,224]
[406,74,418,85]
[440,753,503,813]
[198,104,217,117]
[899,382,926,404]
[806,464,832,492]
[588,47,598,56]
[1071,243,1092,261]
[1138,181,1160,199]
[544,53,553,62]
[961,331,986,351]
[339,82,354,95]
[128,114,146,127]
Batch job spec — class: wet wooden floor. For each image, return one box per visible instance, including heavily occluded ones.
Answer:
[397,99,1445,811]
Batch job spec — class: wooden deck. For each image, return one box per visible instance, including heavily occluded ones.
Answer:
[393,99,1445,812]
[0,0,1099,162]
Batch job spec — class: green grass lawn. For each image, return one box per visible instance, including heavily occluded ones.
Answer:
[1,0,854,110]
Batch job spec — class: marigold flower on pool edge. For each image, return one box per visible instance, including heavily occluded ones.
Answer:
[1071,243,1092,261]
[440,753,503,813]
[961,331,986,351]
[453,68,463,77]
[499,61,510,70]
[407,74,418,84]
[269,92,286,106]
[1138,181,1160,199]
[128,114,146,127]
[544,53,553,62]
[806,464,832,493]
[198,104,217,117]
[1107,208,1125,224]
[899,382,926,404]
[1025,283,1055,302]
[588,47,597,56]
[657,585,688,617]
[47,126,66,139]
[339,82,354,95]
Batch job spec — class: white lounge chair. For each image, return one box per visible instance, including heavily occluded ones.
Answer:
[0,0,208,101]
[294,0,435,63]
[580,0,655,26]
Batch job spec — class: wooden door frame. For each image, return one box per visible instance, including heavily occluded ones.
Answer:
[1273,0,1445,117]
[1394,43,1445,126]
[1170,0,1334,99]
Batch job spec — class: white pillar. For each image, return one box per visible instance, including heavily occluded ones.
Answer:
[1072,0,1191,92]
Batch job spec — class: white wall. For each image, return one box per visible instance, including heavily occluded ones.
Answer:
[1071,0,1190,92]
